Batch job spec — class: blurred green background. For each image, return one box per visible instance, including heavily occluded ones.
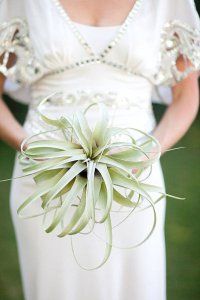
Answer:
[0,2,200,300]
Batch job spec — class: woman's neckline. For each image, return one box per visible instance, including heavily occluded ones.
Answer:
[72,20,120,29]
[52,0,143,57]
[52,0,141,28]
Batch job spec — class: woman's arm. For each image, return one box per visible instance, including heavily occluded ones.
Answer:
[0,73,27,151]
[153,70,199,154]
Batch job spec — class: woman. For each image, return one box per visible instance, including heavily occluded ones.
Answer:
[0,1,199,299]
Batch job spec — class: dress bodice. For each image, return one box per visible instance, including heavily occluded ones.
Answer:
[0,0,200,135]
[70,21,120,54]
[1,0,200,87]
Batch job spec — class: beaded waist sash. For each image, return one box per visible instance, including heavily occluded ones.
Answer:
[25,91,155,139]
[29,90,153,112]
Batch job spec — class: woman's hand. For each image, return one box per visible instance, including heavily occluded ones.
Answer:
[0,73,28,151]
[108,144,160,175]
[0,96,28,151]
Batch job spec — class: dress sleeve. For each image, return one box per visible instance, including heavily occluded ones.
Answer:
[0,0,41,85]
[154,0,200,87]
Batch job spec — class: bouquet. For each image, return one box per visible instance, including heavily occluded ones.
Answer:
[4,93,184,270]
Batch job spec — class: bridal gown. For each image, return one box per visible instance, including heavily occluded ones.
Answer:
[1,1,200,299]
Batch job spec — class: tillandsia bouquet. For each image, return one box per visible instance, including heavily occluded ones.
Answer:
[5,93,184,270]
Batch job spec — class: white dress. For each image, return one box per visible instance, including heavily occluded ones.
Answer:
[1,1,200,300]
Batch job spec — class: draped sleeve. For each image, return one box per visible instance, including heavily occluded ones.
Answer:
[154,0,200,87]
[0,0,42,85]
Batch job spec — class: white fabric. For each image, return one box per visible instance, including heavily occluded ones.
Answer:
[0,0,199,299]
[72,21,120,53]
[2,0,200,104]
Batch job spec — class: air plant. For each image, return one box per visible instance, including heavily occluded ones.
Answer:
[14,93,183,270]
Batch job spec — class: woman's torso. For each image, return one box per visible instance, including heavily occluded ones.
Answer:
[1,0,200,136]
[23,0,159,136]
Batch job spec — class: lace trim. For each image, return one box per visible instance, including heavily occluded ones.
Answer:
[0,18,43,84]
[154,20,200,86]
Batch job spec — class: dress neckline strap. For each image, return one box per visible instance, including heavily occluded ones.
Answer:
[51,0,144,58]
